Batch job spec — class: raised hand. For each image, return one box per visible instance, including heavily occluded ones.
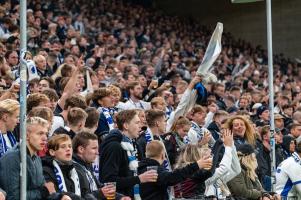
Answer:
[222,129,233,147]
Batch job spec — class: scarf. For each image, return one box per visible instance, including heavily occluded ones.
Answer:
[74,160,98,192]
[92,155,100,180]
[120,135,141,200]
[99,107,115,131]
[144,128,172,171]
[292,152,301,166]
[0,132,17,157]
[144,129,174,200]
[53,160,81,196]
[191,122,204,141]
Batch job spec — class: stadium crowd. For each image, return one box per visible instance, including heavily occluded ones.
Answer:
[0,0,301,199]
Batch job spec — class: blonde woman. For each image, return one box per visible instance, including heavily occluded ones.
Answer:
[174,144,213,199]
[227,144,276,200]
[224,115,257,147]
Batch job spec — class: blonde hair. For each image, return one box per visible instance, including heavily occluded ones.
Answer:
[0,99,20,115]
[151,97,166,108]
[28,106,53,124]
[224,115,256,147]
[145,140,165,158]
[238,152,258,182]
[26,116,48,128]
[170,117,191,132]
[175,144,210,169]
[108,85,121,100]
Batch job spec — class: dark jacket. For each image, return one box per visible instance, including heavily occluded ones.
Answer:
[138,158,209,200]
[227,167,264,200]
[99,129,140,197]
[73,155,127,200]
[136,132,166,161]
[42,156,89,200]
[207,121,221,140]
[0,146,49,200]
[54,126,76,139]
[95,112,110,138]
[73,155,104,199]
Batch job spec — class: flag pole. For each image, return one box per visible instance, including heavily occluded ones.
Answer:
[266,0,276,192]
[20,0,27,199]
[231,0,275,191]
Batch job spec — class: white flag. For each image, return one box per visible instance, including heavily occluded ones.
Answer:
[86,69,94,93]
[197,22,223,76]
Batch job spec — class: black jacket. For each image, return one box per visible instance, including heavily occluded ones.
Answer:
[138,158,204,200]
[42,156,89,200]
[54,126,76,139]
[207,121,220,140]
[73,155,104,200]
[99,129,140,197]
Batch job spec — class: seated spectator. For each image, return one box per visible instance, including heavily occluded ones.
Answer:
[72,131,130,200]
[138,140,213,200]
[0,117,69,200]
[42,134,89,199]
[0,99,19,157]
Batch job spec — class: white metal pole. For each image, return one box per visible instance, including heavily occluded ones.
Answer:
[266,0,276,192]
[20,0,27,199]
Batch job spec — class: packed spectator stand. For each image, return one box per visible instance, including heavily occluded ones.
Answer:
[0,0,301,199]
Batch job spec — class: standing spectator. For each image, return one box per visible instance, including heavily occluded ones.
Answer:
[276,137,301,199]
[138,140,213,200]
[119,81,151,110]
[227,144,274,200]
[99,110,157,197]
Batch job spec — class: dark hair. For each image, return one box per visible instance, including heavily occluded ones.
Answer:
[116,110,138,130]
[145,109,165,127]
[64,94,87,110]
[72,131,98,153]
[85,107,100,128]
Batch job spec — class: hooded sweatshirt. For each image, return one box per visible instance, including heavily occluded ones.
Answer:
[99,129,140,197]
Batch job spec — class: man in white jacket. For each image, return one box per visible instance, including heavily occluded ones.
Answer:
[276,137,301,199]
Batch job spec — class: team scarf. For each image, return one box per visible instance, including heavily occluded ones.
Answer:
[0,132,17,157]
[166,106,173,120]
[292,152,301,166]
[74,160,98,192]
[120,135,141,200]
[98,107,115,131]
[191,122,205,141]
[144,128,172,171]
[92,155,100,180]
[144,128,174,200]
[53,160,81,196]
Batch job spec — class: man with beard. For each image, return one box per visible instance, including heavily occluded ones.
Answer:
[120,81,151,110]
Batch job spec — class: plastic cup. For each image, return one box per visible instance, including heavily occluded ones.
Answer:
[104,182,116,200]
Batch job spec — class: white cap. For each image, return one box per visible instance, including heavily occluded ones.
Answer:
[252,103,262,110]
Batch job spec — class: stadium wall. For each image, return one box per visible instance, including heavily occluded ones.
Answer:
[154,0,301,60]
